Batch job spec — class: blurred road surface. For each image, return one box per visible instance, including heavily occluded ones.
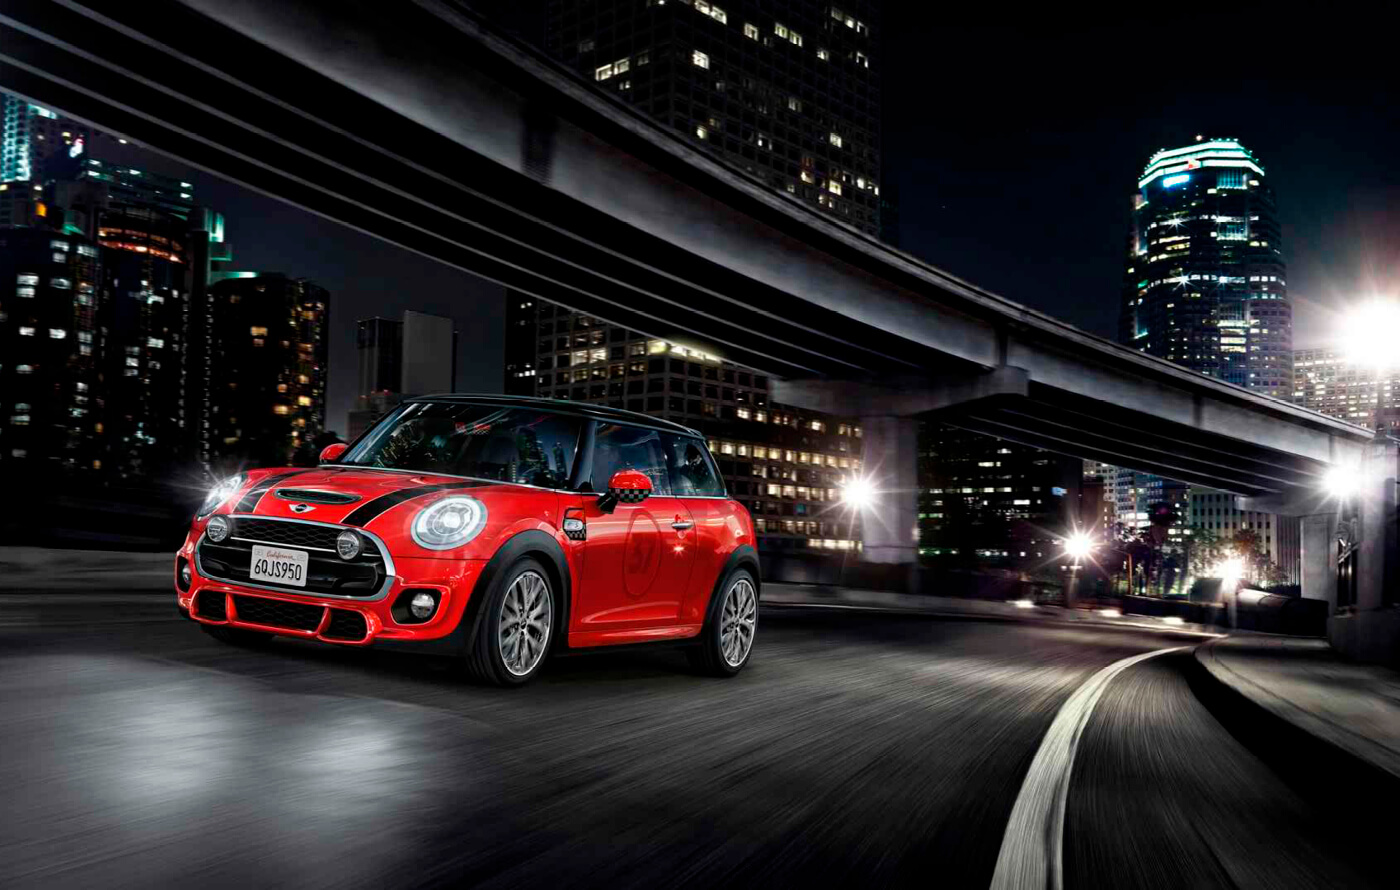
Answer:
[0,591,1383,889]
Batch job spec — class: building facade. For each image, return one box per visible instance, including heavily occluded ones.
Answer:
[205,274,329,468]
[348,311,456,440]
[356,316,403,397]
[0,227,104,470]
[1186,488,1298,584]
[1120,137,1292,394]
[544,0,882,235]
[505,295,863,554]
[1080,461,1117,540]
[1,95,94,193]
[1293,347,1400,433]
[918,427,1082,567]
[1112,137,1296,582]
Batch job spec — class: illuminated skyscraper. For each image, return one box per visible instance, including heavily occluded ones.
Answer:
[1,95,92,187]
[544,0,883,235]
[1119,137,1292,395]
[1293,347,1400,433]
[0,228,103,470]
[206,274,329,467]
[1117,138,1297,585]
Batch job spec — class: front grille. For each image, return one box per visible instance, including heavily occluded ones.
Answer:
[234,518,342,551]
[197,517,388,597]
[323,609,368,641]
[195,589,227,620]
[276,489,362,505]
[233,594,323,631]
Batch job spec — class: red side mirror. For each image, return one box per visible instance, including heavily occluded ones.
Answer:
[607,468,653,503]
[319,442,348,463]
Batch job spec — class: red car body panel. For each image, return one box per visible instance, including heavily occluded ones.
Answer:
[176,405,758,663]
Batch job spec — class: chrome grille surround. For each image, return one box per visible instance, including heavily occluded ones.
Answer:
[194,515,397,601]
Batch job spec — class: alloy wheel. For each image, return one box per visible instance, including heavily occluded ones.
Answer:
[499,569,552,676]
[719,577,757,667]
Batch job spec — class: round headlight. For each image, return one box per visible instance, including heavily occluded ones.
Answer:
[198,473,245,518]
[409,592,437,619]
[411,496,487,550]
[336,529,363,561]
[206,514,232,543]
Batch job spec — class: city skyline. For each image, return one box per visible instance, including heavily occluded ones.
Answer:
[3,19,1396,444]
[7,16,1391,438]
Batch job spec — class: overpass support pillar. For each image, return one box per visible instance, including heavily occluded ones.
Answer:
[1328,437,1400,663]
[858,415,920,568]
[1299,513,1337,608]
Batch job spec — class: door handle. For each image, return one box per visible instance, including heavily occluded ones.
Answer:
[672,520,694,531]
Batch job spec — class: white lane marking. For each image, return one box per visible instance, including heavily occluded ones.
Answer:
[989,645,1187,890]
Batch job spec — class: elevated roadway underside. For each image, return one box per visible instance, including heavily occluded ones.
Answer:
[0,0,1373,498]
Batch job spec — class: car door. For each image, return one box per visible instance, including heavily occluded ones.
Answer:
[661,432,736,625]
[575,423,697,630]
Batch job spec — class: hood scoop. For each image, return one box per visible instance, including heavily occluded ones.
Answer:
[275,488,363,505]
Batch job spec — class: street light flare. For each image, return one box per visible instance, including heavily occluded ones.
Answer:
[1062,533,1093,560]
[1220,556,1245,585]
[841,476,877,510]
[1323,464,1361,500]
[1340,300,1400,371]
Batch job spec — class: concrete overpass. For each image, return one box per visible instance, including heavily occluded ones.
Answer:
[1,1,1392,658]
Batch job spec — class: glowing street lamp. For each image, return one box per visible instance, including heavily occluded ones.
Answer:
[841,476,877,511]
[1220,556,1245,586]
[1340,300,1400,371]
[1324,464,1362,501]
[1062,532,1093,561]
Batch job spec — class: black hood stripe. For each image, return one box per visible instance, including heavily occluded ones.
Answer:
[342,481,490,527]
[235,470,311,513]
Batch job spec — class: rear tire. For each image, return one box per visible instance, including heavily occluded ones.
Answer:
[688,567,758,677]
[464,557,556,686]
[200,624,273,647]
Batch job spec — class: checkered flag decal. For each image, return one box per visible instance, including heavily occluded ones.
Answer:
[612,487,649,504]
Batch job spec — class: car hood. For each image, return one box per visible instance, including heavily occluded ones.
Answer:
[234,466,512,528]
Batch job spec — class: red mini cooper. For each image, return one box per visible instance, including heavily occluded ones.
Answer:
[174,396,760,685]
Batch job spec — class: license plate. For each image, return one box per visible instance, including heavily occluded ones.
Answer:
[249,544,308,587]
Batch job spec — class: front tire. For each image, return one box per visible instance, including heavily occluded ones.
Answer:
[465,557,556,686]
[689,568,758,677]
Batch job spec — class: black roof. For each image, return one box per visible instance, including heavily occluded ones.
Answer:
[407,394,704,437]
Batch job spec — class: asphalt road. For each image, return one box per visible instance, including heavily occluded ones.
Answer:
[0,591,1383,889]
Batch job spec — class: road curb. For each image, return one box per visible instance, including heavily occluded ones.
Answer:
[763,597,1223,639]
[1187,638,1400,812]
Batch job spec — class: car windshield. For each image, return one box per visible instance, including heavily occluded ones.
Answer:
[341,402,582,488]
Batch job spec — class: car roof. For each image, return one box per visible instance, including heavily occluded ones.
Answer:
[406,393,705,438]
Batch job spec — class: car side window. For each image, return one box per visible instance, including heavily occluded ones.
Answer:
[662,433,724,496]
[590,424,672,496]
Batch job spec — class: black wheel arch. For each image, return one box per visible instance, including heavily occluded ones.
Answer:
[703,545,761,626]
[459,529,573,654]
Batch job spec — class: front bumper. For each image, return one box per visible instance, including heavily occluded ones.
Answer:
[175,537,484,648]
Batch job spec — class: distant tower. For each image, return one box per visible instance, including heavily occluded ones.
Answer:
[1118,138,1297,584]
[1119,137,1291,396]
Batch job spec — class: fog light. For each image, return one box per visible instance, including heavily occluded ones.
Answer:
[409,592,437,620]
[180,564,191,586]
[336,529,363,560]
[206,514,232,543]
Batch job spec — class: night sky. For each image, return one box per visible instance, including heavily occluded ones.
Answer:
[81,15,1398,434]
[880,18,1400,349]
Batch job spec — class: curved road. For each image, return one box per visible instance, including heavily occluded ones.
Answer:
[0,592,1383,888]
